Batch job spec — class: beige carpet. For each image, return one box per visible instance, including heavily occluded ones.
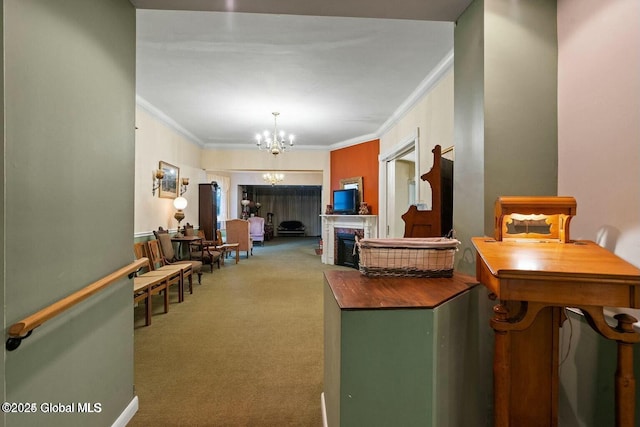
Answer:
[129,237,349,426]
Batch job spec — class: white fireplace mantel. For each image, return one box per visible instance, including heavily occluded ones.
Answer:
[320,215,378,264]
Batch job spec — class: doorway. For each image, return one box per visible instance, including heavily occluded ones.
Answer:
[379,129,421,238]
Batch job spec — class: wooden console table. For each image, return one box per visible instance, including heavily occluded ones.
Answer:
[472,237,640,426]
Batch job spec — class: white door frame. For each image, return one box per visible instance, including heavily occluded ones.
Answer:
[378,128,421,238]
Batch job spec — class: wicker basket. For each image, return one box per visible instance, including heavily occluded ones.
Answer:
[357,237,459,278]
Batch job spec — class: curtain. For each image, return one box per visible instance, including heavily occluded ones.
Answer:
[251,185,322,236]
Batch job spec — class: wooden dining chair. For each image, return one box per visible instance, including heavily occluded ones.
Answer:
[146,240,189,301]
[134,241,187,300]
[152,230,203,285]
[187,236,221,273]
[133,263,153,327]
[133,242,150,269]
[184,223,196,236]
[213,229,230,262]
[185,225,221,272]
[133,257,170,323]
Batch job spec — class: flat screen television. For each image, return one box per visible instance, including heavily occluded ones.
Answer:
[333,188,359,215]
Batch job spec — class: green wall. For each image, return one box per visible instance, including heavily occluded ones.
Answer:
[483,0,558,232]
[452,0,485,276]
[0,4,5,422]
[453,0,558,275]
[325,283,494,426]
[453,5,637,425]
[559,311,640,426]
[2,1,136,425]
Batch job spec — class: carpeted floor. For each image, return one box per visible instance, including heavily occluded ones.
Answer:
[129,237,350,426]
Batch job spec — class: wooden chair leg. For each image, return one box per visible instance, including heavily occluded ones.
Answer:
[145,294,152,326]
[163,286,169,313]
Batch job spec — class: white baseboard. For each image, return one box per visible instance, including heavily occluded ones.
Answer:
[111,396,138,427]
[321,392,328,427]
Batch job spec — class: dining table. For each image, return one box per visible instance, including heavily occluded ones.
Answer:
[170,235,202,260]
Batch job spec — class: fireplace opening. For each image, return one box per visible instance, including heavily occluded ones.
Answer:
[336,233,359,269]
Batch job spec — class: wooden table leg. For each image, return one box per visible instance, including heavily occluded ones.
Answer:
[615,314,636,427]
[489,301,558,427]
[580,309,640,427]
[492,304,511,427]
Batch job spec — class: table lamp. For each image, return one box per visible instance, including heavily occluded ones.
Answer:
[173,196,188,236]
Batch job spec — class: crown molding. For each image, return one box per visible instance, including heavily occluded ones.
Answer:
[327,49,453,150]
[328,133,380,151]
[374,49,454,138]
[136,49,453,153]
[200,142,329,151]
[136,95,205,147]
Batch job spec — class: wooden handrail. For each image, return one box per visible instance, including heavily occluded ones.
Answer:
[6,258,148,351]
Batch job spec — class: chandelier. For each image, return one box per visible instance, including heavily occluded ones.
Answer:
[255,112,294,156]
[263,172,285,185]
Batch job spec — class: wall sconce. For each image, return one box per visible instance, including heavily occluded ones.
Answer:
[180,177,189,196]
[152,169,165,196]
[173,196,188,236]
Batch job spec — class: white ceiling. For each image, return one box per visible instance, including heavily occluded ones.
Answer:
[133,1,469,150]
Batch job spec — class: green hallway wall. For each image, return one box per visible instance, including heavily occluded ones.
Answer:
[2,1,136,425]
[453,0,558,276]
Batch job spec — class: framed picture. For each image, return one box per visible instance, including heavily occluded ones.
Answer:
[159,161,179,199]
[340,176,363,204]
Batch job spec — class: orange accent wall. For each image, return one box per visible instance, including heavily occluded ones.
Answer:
[330,139,379,214]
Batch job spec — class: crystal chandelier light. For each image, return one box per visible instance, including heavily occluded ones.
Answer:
[255,112,294,156]
[263,172,285,185]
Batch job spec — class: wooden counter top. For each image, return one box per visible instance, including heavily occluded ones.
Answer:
[472,237,640,280]
[324,270,477,310]
[472,237,640,307]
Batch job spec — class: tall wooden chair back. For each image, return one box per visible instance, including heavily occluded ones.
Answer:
[401,145,452,238]
[226,219,252,258]
[145,239,186,301]
[147,239,167,270]
[148,237,202,290]
[184,223,196,237]
[133,242,147,259]
[152,231,178,262]
[133,242,153,274]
